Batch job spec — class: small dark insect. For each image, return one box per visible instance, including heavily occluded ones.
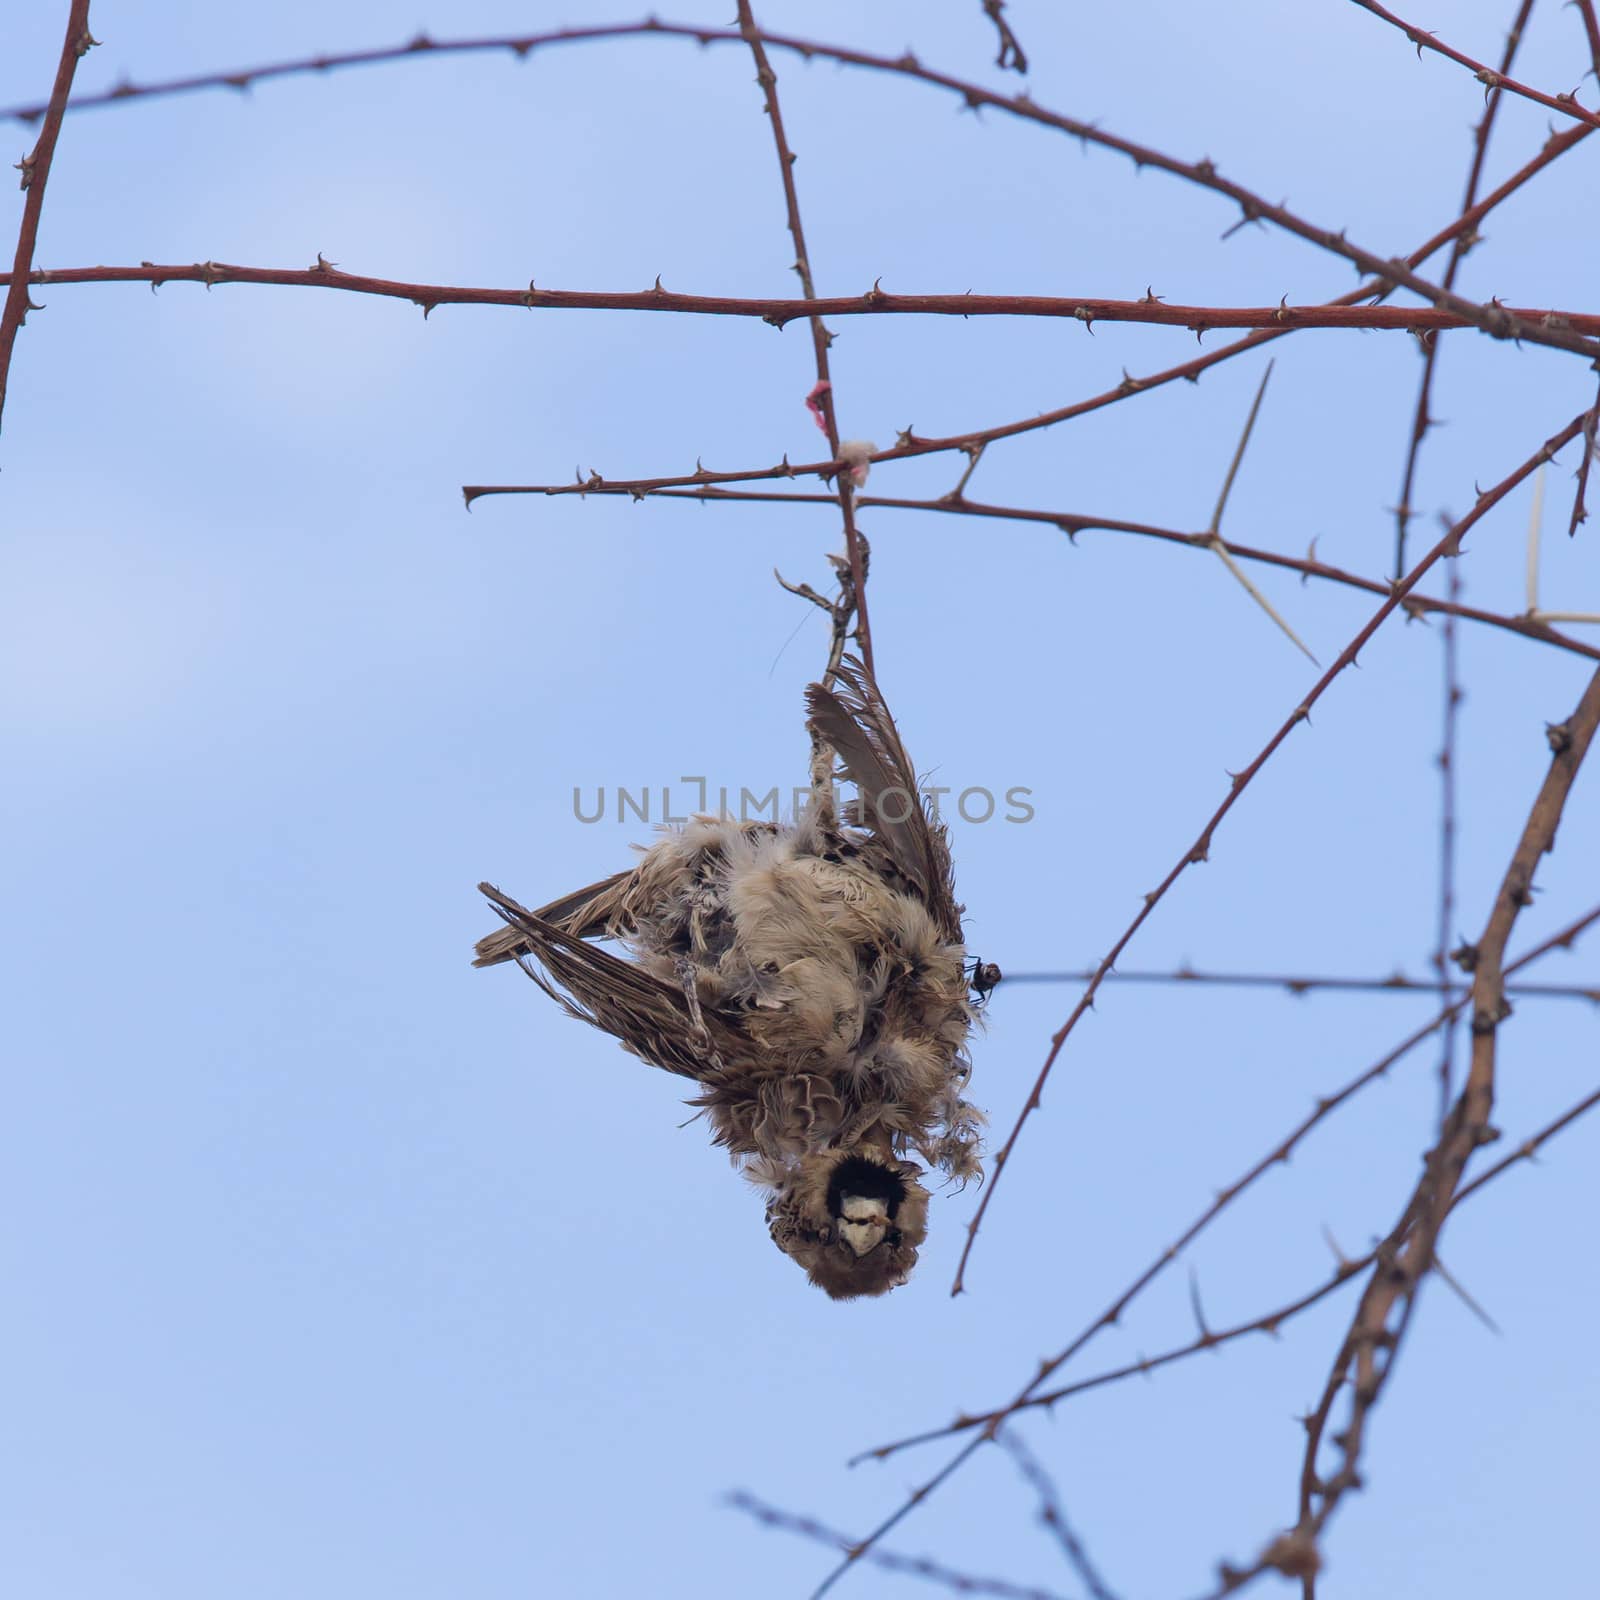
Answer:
[970,959,1004,1005]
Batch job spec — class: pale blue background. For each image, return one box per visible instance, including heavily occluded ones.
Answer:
[3,3,1597,1597]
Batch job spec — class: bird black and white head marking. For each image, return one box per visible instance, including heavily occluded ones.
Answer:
[764,1146,932,1300]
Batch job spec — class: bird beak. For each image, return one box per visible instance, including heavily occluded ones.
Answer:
[835,1193,891,1257]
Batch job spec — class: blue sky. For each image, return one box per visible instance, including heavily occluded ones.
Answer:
[3,3,1598,1597]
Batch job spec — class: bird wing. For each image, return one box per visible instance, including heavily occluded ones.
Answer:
[476,882,746,1082]
[472,869,635,967]
[804,656,962,940]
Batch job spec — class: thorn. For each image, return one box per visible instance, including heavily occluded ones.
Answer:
[1432,1254,1502,1335]
[1188,1267,1214,1344]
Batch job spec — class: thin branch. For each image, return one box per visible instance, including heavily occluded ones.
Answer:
[811,415,1591,1598]
[1568,382,1599,537]
[1435,526,1465,1124]
[1277,662,1600,1595]
[997,1431,1121,1600]
[1525,464,1547,613]
[0,0,95,436]
[464,111,1596,506]
[997,966,1598,1003]
[981,1,1029,72]
[1349,0,1597,123]
[735,1,872,677]
[16,264,1600,339]
[854,950,1600,1464]
[625,487,1600,666]
[1391,0,1533,577]
[950,413,1590,1297]
[1455,1082,1600,1201]
[1202,362,1319,663]
[1574,0,1600,81]
[727,1493,1070,1600]
[6,21,1595,357]
[855,902,1599,1466]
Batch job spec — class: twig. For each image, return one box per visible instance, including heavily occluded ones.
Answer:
[1349,0,1598,125]
[626,487,1600,666]
[949,410,1590,1301]
[459,85,1593,506]
[727,1492,1070,1600]
[1456,1083,1600,1200]
[21,264,1600,338]
[1525,464,1547,614]
[1574,0,1600,81]
[997,1431,1121,1600]
[736,2,864,676]
[7,21,1596,357]
[810,416,1591,1599]
[997,966,1598,1003]
[1280,663,1600,1596]
[1391,0,1533,578]
[1568,383,1599,537]
[854,965,1600,1464]
[462,97,1595,502]
[1435,521,1465,1124]
[981,1,1029,72]
[1204,362,1319,664]
[0,0,95,436]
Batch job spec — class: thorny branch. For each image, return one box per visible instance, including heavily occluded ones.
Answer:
[950,411,1591,1298]
[1391,0,1533,578]
[18,265,1600,339]
[734,0,872,679]
[997,965,1597,1003]
[1348,0,1600,126]
[459,107,1594,510]
[852,903,1600,1465]
[7,20,1598,359]
[854,1076,1600,1466]
[5,9,1598,1597]
[1576,0,1600,81]
[998,1431,1121,1600]
[1434,526,1465,1126]
[606,487,1600,667]
[809,414,1589,1597]
[1267,663,1600,1599]
[1569,382,1600,537]
[727,1492,1070,1600]
[0,0,93,436]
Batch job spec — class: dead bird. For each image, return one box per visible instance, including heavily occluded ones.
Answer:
[475,658,985,1298]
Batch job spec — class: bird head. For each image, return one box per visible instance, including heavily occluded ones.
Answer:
[765,1147,931,1299]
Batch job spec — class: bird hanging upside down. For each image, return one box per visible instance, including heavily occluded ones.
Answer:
[474,658,987,1298]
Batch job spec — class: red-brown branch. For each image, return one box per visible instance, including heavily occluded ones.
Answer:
[807,415,1592,1600]
[15,264,1600,339]
[4,21,1595,358]
[1392,0,1534,577]
[0,0,94,435]
[734,1,873,676]
[949,410,1587,1301]
[1349,0,1599,124]
[618,487,1600,666]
